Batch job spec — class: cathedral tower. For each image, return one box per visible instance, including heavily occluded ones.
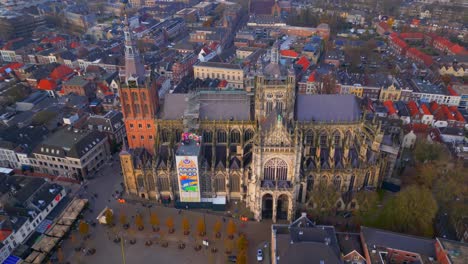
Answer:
[119,12,158,154]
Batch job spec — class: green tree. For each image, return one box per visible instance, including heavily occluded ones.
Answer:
[236,251,247,264]
[166,216,174,232]
[376,185,437,237]
[236,234,248,252]
[214,219,222,238]
[226,219,236,239]
[78,221,89,237]
[119,212,127,226]
[413,140,443,163]
[32,110,57,125]
[196,217,206,236]
[135,213,144,230]
[307,182,340,217]
[182,217,190,235]
[105,209,114,226]
[355,191,379,216]
[150,212,159,228]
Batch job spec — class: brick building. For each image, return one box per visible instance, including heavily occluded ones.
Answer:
[119,16,158,154]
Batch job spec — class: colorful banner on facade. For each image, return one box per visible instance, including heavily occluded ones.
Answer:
[176,156,201,202]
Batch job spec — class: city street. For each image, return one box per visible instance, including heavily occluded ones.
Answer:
[59,153,272,264]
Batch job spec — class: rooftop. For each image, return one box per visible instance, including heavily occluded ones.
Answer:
[437,238,468,264]
[176,134,201,156]
[195,62,242,70]
[34,128,106,159]
[361,226,436,258]
[296,95,361,122]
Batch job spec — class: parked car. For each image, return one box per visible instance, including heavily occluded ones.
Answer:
[257,249,263,261]
[228,255,237,263]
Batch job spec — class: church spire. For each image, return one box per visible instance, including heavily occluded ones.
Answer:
[123,9,145,82]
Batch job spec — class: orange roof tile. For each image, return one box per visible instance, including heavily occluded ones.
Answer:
[296,56,310,71]
[280,49,298,58]
[447,85,458,96]
[383,100,397,115]
[37,79,57,91]
[308,71,316,82]
[407,100,419,117]
[420,104,431,115]
[50,65,74,81]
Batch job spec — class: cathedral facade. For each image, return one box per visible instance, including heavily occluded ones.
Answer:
[120,36,385,222]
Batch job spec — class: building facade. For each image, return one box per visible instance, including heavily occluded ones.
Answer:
[120,41,385,222]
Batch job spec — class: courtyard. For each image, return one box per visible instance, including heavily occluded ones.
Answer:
[55,154,272,264]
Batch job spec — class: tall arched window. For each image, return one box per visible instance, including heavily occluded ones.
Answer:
[363,172,370,188]
[333,176,341,191]
[125,104,131,114]
[134,104,140,114]
[349,175,355,192]
[132,92,138,101]
[230,130,241,144]
[307,175,314,191]
[320,132,328,147]
[161,129,171,143]
[140,92,146,101]
[137,175,144,188]
[244,129,254,142]
[305,130,314,145]
[333,131,341,146]
[203,130,213,142]
[263,158,288,181]
[266,101,273,114]
[276,101,283,112]
[217,130,227,143]
[143,104,149,115]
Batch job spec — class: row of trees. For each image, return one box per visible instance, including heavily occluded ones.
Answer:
[104,209,238,239]
[364,140,466,237]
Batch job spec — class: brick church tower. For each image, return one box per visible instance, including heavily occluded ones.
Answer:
[119,13,158,154]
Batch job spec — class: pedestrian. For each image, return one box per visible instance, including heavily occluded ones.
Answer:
[222,217,226,223]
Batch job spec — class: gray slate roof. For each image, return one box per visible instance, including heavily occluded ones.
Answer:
[296,94,361,122]
[361,226,436,257]
[198,91,251,121]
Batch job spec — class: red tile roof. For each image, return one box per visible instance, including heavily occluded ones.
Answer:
[0,62,23,74]
[404,123,429,134]
[447,85,458,96]
[449,106,466,122]
[429,101,439,113]
[420,104,431,115]
[449,44,466,55]
[399,32,424,40]
[70,42,80,49]
[50,65,74,81]
[383,100,397,115]
[407,47,433,66]
[308,71,316,82]
[280,49,298,58]
[391,36,408,49]
[296,56,310,71]
[37,79,57,91]
[42,36,66,44]
[407,100,419,117]
[440,105,455,121]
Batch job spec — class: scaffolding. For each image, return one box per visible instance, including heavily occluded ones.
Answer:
[183,91,200,132]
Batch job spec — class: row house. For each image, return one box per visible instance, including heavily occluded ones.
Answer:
[407,100,433,125]
[410,79,461,107]
[298,71,322,95]
[429,102,466,129]
[388,33,408,55]
[31,128,110,180]
[406,47,433,66]
[439,63,467,77]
